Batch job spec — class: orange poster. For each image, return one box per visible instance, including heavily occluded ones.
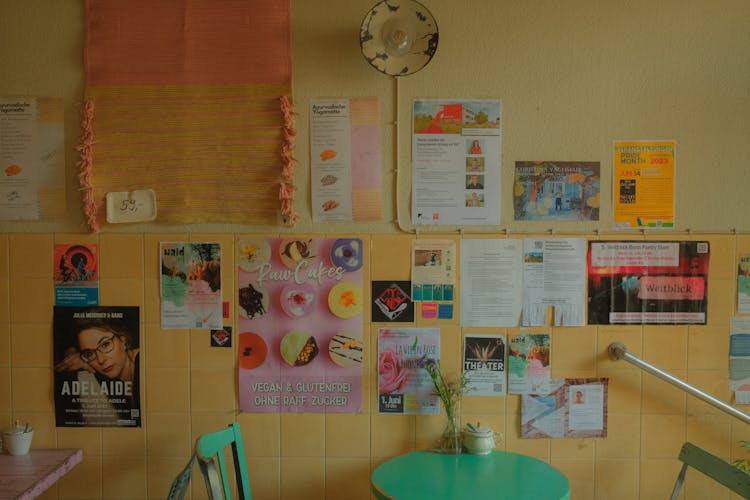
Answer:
[613,140,675,228]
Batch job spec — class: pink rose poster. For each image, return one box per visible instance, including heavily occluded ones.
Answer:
[237,237,364,413]
[378,327,440,414]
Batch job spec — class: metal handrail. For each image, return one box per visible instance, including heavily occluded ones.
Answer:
[608,342,750,425]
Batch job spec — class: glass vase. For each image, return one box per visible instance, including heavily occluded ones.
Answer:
[439,411,462,454]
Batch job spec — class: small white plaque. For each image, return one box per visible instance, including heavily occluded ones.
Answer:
[105,189,157,223]
[737,390,750,405]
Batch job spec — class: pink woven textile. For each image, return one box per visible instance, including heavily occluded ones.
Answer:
[79,0,296,231]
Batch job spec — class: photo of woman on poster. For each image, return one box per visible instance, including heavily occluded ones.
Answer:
[54,306,141,427]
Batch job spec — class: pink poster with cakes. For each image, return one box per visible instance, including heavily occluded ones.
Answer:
[237,237,364,413]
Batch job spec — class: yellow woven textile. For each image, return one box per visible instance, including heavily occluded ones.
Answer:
[79,0,295,231]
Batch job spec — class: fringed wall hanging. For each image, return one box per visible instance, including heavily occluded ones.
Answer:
[79,0,297,231]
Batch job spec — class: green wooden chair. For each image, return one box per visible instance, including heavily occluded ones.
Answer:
[196,423,252,500]
[670,442,750,499]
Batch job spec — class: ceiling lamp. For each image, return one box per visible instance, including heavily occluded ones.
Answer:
[359,0,439,76]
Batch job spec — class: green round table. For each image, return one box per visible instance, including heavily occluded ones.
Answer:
[371,450,570,500]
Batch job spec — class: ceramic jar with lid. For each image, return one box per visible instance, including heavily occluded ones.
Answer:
[462,426,502,455]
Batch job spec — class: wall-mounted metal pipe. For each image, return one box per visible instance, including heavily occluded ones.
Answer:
[608,342,750,425]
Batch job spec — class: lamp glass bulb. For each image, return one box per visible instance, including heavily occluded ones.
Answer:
[381,18,415,57]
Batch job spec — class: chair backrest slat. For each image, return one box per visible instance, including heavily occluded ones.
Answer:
[195,423,252,499]
[670,442,750,499]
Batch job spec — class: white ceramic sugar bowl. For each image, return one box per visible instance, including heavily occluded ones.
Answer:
[1,423,33,456]
[462,425,502,455]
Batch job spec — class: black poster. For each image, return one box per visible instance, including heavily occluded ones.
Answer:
[588,241,710,325]
[54,306,141,427]
[371,281,414,322]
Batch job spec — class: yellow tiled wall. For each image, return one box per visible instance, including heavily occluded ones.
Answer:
[2,232,750,500]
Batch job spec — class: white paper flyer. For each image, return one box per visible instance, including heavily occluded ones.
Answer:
[310,98,382,222]
[730,317,750,404]
[0,97,40,220]
[738,253,750,314]
[460,238,522,327]
[522,238,586,326]
[310,100,353,221]
[411,99,501,226]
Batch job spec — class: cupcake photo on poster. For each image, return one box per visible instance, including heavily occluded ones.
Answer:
[237,237,365,414]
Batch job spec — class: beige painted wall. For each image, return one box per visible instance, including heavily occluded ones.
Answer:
[0,0,748,234]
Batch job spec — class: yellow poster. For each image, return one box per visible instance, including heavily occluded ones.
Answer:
[613,140,675,228]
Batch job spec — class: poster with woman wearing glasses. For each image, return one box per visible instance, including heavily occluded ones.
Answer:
[53,306,141,427]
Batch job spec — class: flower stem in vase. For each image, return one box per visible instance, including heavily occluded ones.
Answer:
[417,356,467,454]
[440,412,462,454]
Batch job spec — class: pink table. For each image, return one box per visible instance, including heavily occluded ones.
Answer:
[0,449,82,499]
